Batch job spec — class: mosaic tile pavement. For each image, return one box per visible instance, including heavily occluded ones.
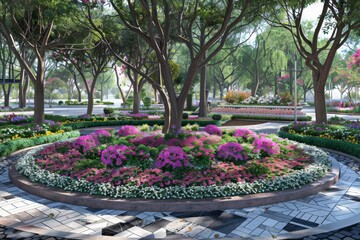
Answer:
[0,150,359,239]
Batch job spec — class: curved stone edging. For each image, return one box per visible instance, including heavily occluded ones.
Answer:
[9,157,340,212]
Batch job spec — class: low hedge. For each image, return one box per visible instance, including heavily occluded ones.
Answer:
[0,130,80,158]
[231,115,311,121]
[278,131,360,159]
[64,119,220,130]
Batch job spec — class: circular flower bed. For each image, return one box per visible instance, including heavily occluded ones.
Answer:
[15,125,331,199]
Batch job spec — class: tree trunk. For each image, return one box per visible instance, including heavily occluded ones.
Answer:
[86,88,94,115]
[133,86,140,114]
[18,68,25,108]
[2,84,12,107]
[251,72,260,96]
[313,71,327,124]
[74,78,82,102]
[33,62,45,124]
[199,63,207,117]
[19,71,29,108]
[219,84,224,100]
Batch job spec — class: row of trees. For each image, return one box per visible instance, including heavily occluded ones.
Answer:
[0,0,359,133]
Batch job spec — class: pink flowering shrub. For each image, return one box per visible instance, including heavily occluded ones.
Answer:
[117,125,140,137]
[93,129,112,137]
[252,137,280,156]
[100,144,131,167]
[203,124,222,136]
[233,128,258,140]
[72,135,100,156]
[217,142,248,163]
[129,133,166,147]
[156,146,189,170]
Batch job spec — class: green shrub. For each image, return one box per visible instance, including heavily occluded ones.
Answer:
[0,130,80,158]
[64,119,220,130]
[278,131,360,159]
[211,114,222,121]
[183,112,189,119]
[143,97,152,109]
[58,100,64,105]
[103,108,115,115]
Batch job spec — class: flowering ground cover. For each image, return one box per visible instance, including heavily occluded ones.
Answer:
[0,120,69,144]
[16,125,331,199]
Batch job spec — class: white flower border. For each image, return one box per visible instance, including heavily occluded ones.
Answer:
[15,142,331,200]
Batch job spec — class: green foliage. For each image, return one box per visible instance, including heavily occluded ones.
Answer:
[211,114,222,121]
[64,119,220,130]
[278,131,360,159]
[245,161,271,177]
[0,130,80,158]
[103,108,115,114]
[182,112,189,119]
[143,97,152,109]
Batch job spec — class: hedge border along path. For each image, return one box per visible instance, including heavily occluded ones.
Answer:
[278,131,360,159]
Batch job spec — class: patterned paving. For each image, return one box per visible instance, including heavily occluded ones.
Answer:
[0,150,359,239]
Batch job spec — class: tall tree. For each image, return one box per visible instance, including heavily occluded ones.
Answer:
[265,0,360,123]
[86,0,262,133]
[0,0,84,124]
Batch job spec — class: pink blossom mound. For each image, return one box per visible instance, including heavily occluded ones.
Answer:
[117,125,140,137]
[233,128,258,139]
[203,124,222,136]
[72,135,100,153]
[252,137,280,156]
[93,129,111,137]
[217,142,248,162]
[156,146,189,170]
[101,144,131,166]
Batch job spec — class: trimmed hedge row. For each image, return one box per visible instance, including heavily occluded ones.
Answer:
[278,131,360,159]
[232,115,312,121]
[0,130,80,158]
[64,119,220,130]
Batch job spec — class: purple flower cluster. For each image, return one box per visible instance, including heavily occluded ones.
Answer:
[11,116,29,123]
[203,124,222,136]
[233,128,257,139]
[127,113,149,120]
[100,144,130,166]
[156,146,189,170]
[93,129,112,137]
[217,142,248,162]
[117,125,140,137]
[252,137,280,156]
[129,133,166,147]
[72,135,100,153]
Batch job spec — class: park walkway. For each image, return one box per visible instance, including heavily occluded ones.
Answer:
[0,122,359,239]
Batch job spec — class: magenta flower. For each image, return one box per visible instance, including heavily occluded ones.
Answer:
[72,135,100,153]
[117,125,140,137]
[233,128,258,140]
[100,144,131,166]
[252,137,280,156]
[203,124,222,136]
[156,146,189,170]
[217,142,248,162]
[93,129,112,137]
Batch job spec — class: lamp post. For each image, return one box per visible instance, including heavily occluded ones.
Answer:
[280,58,308,124]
